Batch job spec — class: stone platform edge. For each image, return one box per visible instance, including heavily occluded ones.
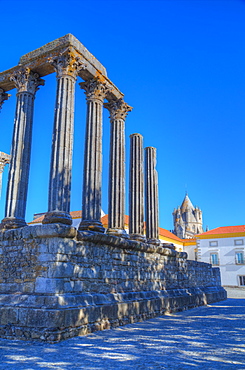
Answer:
[0,224,187,259]
[0,286,226,342]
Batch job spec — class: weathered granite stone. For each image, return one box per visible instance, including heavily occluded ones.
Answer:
[145,147,160,244]
[104,99,132,237]
[79,78,109,233]
[129,133,145,240]
[0,69,44,230]
[43,49,86,226]
[0,34,123,101]
[0,226,226,342]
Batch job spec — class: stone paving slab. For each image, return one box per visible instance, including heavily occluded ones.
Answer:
[0,298,244,369]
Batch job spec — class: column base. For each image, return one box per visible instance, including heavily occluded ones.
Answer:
[0,217,27,230]
[129,233,146,242]
[78,220,105,233]
[107,228,129,238]
[42,211,72,226]
[147,238,161,246]
[162,242,176,250]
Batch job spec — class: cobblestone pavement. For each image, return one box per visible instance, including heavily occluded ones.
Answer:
[0,298,245,369]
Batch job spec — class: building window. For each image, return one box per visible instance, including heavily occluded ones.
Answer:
[209,241,218,247]
[210,253,219,265]
[234,239,244,246]
[238,276,245,286]
[235,252,244,265]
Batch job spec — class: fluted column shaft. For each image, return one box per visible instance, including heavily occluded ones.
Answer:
[108,118,125,231]
[43,49,85,225]
[1,69,44,229]
[129,133,145,240]
[104,99,132,236]
[79,78,108,232]
[145,146,159,243]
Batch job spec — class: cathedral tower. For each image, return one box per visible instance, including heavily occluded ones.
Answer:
[173,194,203,239]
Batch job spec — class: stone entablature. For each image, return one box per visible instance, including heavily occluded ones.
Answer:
[0,34,122,101]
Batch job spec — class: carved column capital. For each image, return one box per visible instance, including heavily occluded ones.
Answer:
[0,88,11,110]
[49,48,86,79]
[10,68,45,95]
[104,98,133,121]
[0,152,10,169]
[79,78,109,102]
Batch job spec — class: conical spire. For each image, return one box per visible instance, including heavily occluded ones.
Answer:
[180,193,194,212]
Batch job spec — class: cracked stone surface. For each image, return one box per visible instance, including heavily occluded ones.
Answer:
[0,298,244,369]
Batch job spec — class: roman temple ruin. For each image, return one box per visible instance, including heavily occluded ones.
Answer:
[0,34,226,342]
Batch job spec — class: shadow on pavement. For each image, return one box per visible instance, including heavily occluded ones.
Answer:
[0,298,245,369]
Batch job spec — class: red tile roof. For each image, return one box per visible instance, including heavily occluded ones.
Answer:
[100,214,130,226]
[158,227,183,242]
[29,215,45,224]
[198,225,245,236]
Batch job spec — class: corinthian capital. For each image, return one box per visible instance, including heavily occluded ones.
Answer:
[79,78,109,102]
[10,68,45,95]
[0,152,10,173]
[104,98,133,121]
[49,48,86,79]
[0,88,11,111]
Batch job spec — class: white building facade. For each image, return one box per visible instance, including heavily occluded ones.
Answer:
[196,226,245,287]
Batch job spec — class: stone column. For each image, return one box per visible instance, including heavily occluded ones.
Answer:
[1,68,44,229]
[104,99,132,237]
[43,49,85,225]
[0,89,10,111]
[78,78,108,233]
[129,133,145,241]
[145,146,160,244]
[0,152,10,199]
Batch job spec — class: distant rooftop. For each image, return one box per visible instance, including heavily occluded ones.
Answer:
[198,225,245,236]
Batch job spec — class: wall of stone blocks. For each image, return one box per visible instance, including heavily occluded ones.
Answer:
[0,225,220,295]
[0,225,226,342]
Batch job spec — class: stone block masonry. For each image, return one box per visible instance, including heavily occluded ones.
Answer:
[0,225,226,342]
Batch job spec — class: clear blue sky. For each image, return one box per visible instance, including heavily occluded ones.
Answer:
[0,0,244,231]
